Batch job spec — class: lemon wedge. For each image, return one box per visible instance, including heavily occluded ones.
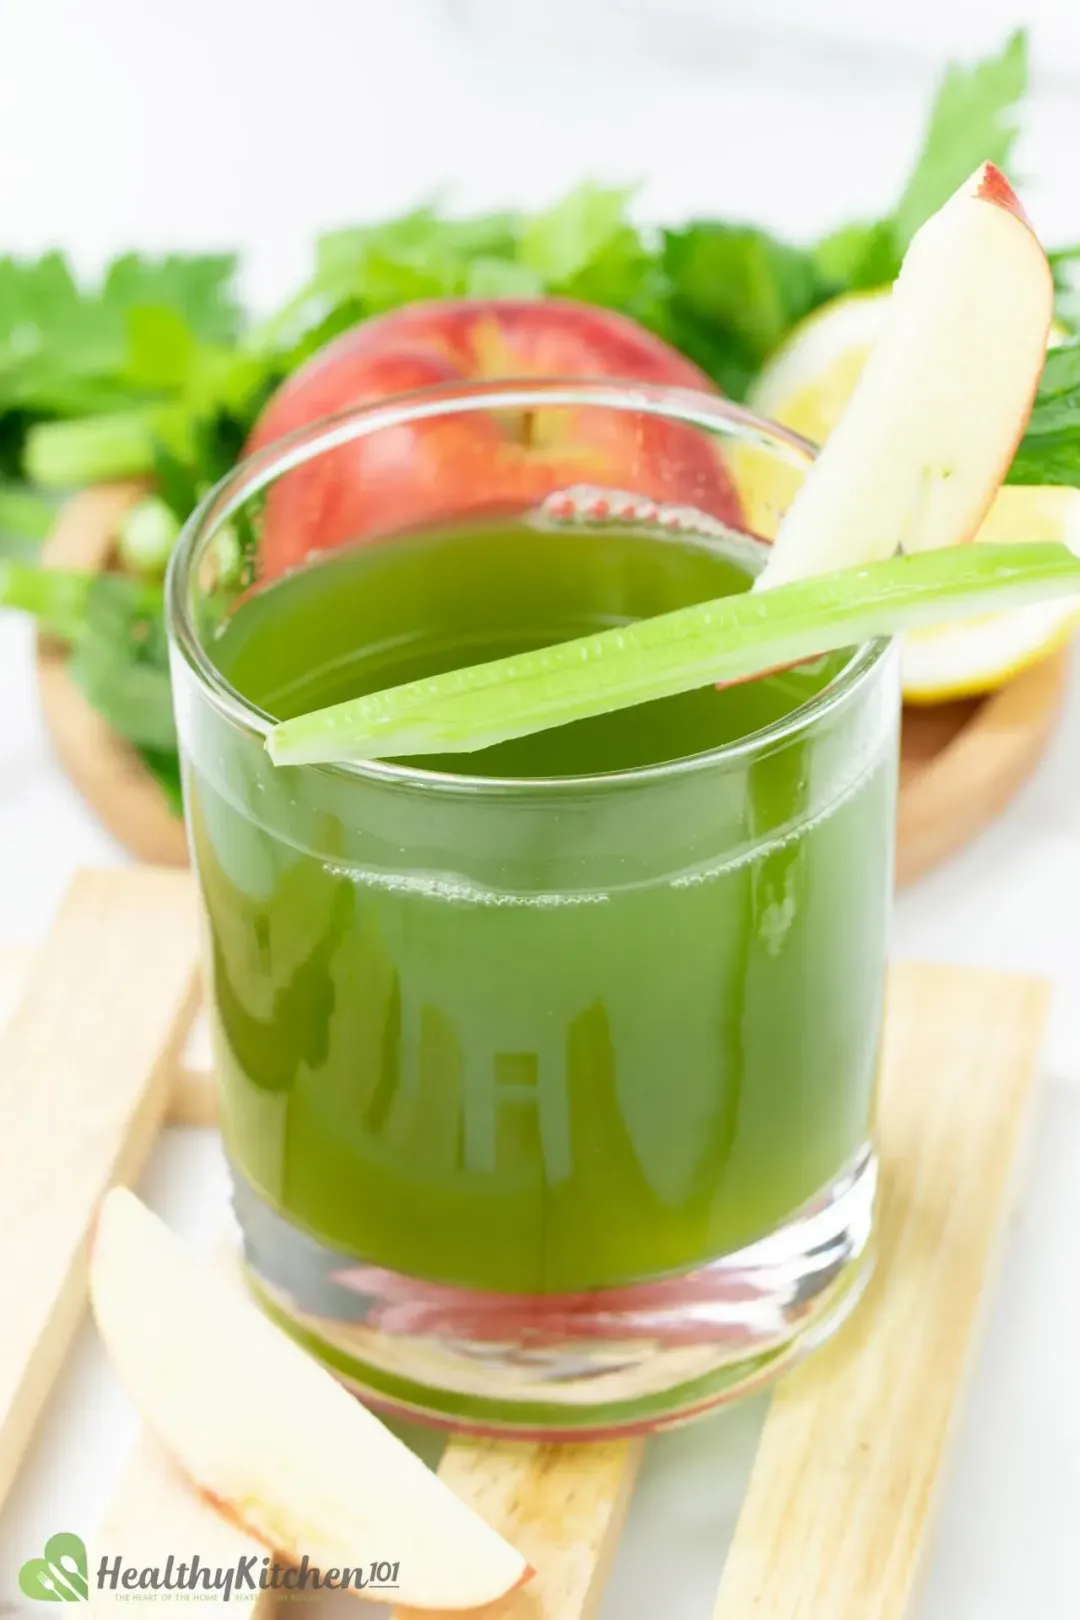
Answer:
[741,290,891,535]
[738,290,1075,699]
[901,485,1080,700]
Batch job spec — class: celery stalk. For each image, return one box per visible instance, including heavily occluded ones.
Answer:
[266,543,1080,767]
[0,561,93,641]
[117,496,182,577]
[24,409,160,488]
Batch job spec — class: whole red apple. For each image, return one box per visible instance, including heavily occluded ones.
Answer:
[246,298,742,581]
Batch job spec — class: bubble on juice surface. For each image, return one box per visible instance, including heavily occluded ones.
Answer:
[534,486,746,543]
[670,738,894,891]
[322,865,611,907]
[317,736,892,909]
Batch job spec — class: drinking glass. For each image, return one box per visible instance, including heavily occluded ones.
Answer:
[166,379,899,1438]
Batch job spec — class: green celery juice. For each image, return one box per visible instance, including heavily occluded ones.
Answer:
[185,517,896,1297]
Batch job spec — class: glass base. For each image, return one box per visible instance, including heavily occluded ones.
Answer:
[233,1148,876,1440]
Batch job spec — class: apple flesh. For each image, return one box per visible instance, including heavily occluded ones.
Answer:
[245,297,742,581]
[758,162,1054,588]
[91,1436,269,1617]
[89,1189,530,1611]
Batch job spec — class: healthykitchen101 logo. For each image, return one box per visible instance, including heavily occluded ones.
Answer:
[18,1535,89,1601]
[18,1532,401,1601]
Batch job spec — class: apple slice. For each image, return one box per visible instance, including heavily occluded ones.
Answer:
[91,1436,269,1617]
[757,162,1054,588]
[88,1189,531,1611]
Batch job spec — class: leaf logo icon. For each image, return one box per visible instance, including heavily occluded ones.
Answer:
[18,1533,89,1601]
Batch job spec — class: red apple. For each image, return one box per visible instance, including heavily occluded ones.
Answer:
[246,298,742,581]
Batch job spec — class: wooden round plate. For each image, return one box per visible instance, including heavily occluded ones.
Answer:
[36,485,189,867]
[35,488,1071,883]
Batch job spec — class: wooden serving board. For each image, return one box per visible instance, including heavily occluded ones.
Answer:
[0,870,1049,1618]
[36,485,189,868]
[895,654,1069,885]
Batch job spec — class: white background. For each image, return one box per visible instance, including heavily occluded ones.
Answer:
[2,3,1080,1614]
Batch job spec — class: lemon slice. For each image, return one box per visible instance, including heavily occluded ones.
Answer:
[738,291,1074,698]
[901,485,1080,701]
[735,291,890,537]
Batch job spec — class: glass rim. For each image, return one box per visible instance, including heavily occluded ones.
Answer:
[166,376,892,796]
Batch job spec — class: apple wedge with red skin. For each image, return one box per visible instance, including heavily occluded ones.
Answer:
[246,297,743,581]
[758,161,1054,588]
[89,1189,531,1611]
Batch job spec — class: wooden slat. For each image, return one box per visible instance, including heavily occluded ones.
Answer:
[713,961,1048,1620]
[0,948,216,1128]
[0,944,32,1032]
[0,869,200,1512]
[0,912,1051,1619]
[171,1011,217,1126]
[392,1439,644,1620]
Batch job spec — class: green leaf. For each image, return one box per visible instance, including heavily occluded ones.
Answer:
[0,410,40,480]
[0,250,246,505]
[1007,342,1080,486]
[893,29,1028,250]
[812,220,900,294]
[70,640,176,751]
[316,208,521,290]
[348,245,461,311]
[151,439,204,522]
[641,304,756,398]
[306,206,527,318]
[518,182,639,285]
[0,251,241,420]
[0,560,93,640]
[66,571,175,750]
[125,304,199,391]
[81,571,167,645]
[0,252,82,378]
[0,482,55,544]
[1048,247,1080,335]
[559,229,662,321]
[101,253,241,345]
[463,257,545,299]
[0,253,121,414]
[273,297,367,371]
[661,222,823,393]
[1,557,177,749]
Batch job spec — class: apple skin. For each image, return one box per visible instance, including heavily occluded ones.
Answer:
[972,159,1032,225]
[246,298,743,581]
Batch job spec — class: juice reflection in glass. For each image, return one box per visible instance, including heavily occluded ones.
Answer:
[167,382,898,1437]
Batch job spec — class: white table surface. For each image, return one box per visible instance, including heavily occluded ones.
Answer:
[3,3,1080,1611]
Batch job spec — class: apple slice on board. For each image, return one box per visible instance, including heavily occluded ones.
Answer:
[757,162,1054,588]
[89,1189,531,1611]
